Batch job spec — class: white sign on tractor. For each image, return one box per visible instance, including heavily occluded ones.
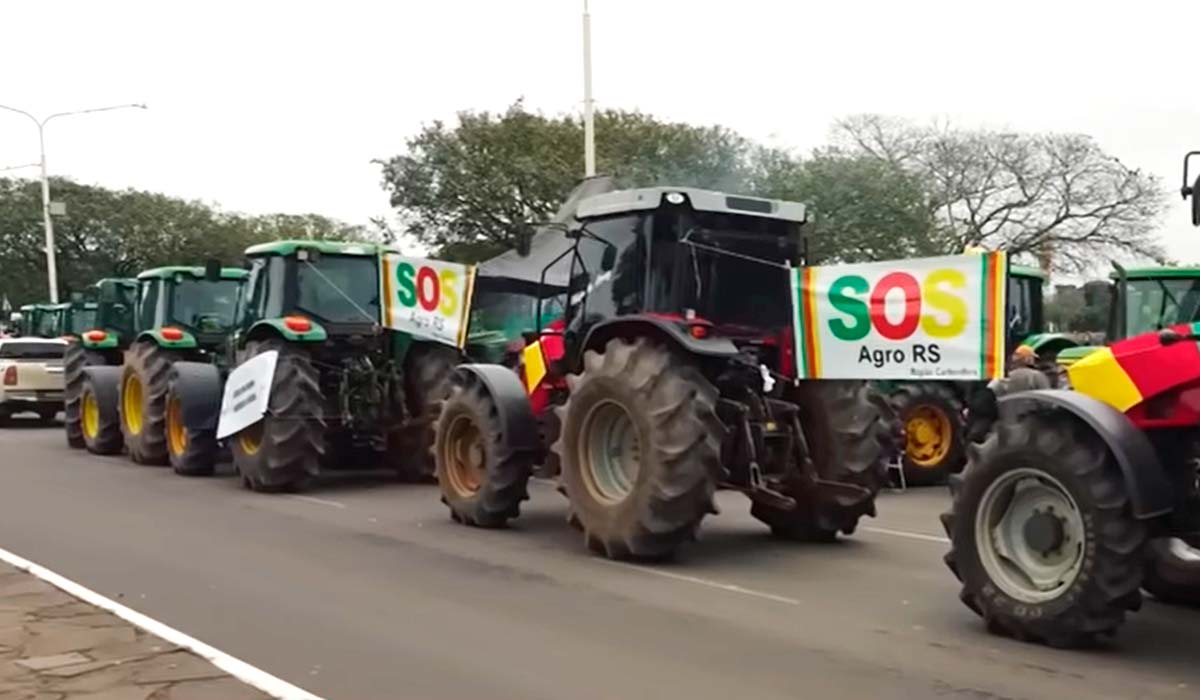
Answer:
[215,350,278,439]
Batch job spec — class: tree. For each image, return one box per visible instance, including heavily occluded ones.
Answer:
[0,177,370,306]
[750,147,946,263]
[833,115,1168,272]
[376,101,756,262]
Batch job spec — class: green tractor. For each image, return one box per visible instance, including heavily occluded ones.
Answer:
[16,303,61,338]
[889,264,1077,485]
[1054,264,1200,369]
[164,240,460,489]
[63,278,138,448]
[76,265,247,466]
[49,298,99,340]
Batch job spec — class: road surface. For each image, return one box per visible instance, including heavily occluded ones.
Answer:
[1,418,1197,700]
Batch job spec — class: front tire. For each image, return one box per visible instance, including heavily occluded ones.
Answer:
[435,372,533,527]
[1143,537,1200,606]
[120,342,179,465]
[64,342,110,448]
[80,374,122,455]
[164,375,217,477]
[891,382,964,486]
[554,338,722,561]
[941,409,1146,647]
[395,343,461,481]
[230,339,324,493]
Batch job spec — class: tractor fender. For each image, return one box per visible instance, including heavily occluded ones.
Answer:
[80,365,122,413]
[999,389,1174,519]
[81,332,120,351]
[136,329,198,350]
[246,319,328,343]
[168,361,223,431]
[452,364,541,456]
[579,316,740,371]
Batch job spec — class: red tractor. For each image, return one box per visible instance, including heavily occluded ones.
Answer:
[941,152,1200,645]
[433,185,897,560]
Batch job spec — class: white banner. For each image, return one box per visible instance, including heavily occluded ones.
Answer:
[380,254,476,348]
[792,252,1008,380]
[216,350,278,439]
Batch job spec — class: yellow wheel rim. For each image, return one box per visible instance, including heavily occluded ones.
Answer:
[82,392,100,439]
[122,373,144,435]
[166,396,187,456]
[440,414,485,497]
[238,421,263,455]
[905,405,953,467]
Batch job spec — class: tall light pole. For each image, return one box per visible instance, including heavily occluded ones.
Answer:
[0,103,147,303]
[582,0,596,177]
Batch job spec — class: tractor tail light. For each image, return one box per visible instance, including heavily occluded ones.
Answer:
[160,327,184,341]
[689,324,709,339]
[3,366,16,386]
[284,315,312,332]
[84,330,107,342]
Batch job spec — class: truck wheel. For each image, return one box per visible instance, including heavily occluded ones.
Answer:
[554,338,721,561]
[891,382,964,486]
[1143,537,1200,606]
[120,342,179,465]
[941,409,1146,646]
[435,372,533,527]
[164,377,217,477]
[231,339,324,493]
[64,342,109,448]
[751,381,893,541]
[80,373,123,455]
[397,343,462,481]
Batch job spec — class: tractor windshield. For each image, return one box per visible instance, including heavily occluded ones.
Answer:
[1006,275,1043,342]
[296,255,380,324]
[1124,277,1200,335]
[69,308,97,334]
[675,217,797,331]
[35,311,59,337]
[172,279,241,330]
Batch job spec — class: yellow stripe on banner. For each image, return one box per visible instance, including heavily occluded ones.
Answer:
[992,254,1006,379]
[380,254,394,329]
[522,341,547,393]
[456,265,476,349]
[1066,346,1143,412]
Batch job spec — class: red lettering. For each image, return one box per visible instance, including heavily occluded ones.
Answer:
[869,272,921,340]
[416,266,440,312]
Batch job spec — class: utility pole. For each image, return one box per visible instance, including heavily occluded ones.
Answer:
[0,103,147,302]
[582,0,596,177]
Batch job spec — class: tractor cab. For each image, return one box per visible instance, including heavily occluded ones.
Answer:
[135,266,247,351]
[546,187,807,375]
[238,239,389,343]
[51,298,99,340]
[87,279,137,342]
[34,304,63,339]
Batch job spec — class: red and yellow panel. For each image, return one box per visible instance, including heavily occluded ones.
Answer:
[1067,321,1200,412]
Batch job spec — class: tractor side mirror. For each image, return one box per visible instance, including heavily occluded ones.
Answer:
[1191,175,1200,227]
[1182,152,1200,227]
[600,245,617,272]
[204,258,222,282]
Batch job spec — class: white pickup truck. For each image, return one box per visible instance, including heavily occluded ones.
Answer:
[0,337,67,424]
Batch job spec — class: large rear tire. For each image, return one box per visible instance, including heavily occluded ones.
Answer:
[941,409,1146,647]
[435,372,533,527]
[751,381,893,541]
[891,382,964,486]
[554,338,722,561]
[119,341,179,465]
[395,343,462,481]
[64,342,110,448]
[230,339,324,493]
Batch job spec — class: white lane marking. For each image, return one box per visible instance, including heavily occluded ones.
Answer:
[287,495,346,509]
[863,526,950,545]
[0,545,324,700]
[601,560,800,606]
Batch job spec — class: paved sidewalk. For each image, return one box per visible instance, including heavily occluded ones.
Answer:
[0,562,268,700]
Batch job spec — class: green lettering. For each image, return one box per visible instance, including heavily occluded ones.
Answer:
[396,262,416,307]
[828,275,870,341]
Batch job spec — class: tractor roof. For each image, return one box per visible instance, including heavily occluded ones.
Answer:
[1109,266,1200,280]
[94,277,137,288]
[576,187,807,224]
[137,266,248,281]
[243,239,393,257]
[1010,265,1047,280]
[19,304,52,311]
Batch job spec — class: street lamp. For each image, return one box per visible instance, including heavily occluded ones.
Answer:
[0,103,147,302]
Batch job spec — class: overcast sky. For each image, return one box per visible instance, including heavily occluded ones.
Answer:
[2,0,1197,266]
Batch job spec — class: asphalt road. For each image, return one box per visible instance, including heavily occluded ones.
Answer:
[2,418,1198,700]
